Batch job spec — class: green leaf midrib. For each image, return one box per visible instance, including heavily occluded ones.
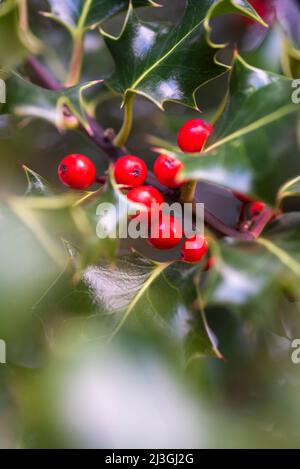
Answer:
[257,238,300,277]
[77,0,93,30]
[205,103,297,154]
[129,17,207,91]
[109,261,170,338]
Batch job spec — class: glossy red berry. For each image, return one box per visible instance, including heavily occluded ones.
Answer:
[148,215,183,250]
[250,201,266,217]
[181,235,208,263]
[114,155,147,188]
[127,186,164,220]
[58,154,96,190]
[177,118,214,153]
[154,154,184,188]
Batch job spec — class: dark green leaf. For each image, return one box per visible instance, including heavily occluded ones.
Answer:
[104,1,219,109]
[73,173,130,267]
[43,0,158,33]
[2,73,101,130]
[103,0,265,109]
[205,0,269,44]
[274,1,300,78]
[84,252,221,358]
[277,176,300,209]
[0,200,64,338]
[206,218,300,334]
[23,165,53,197]
[0,0,41,69]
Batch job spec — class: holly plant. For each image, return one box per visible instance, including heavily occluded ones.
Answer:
[1,0,300,449]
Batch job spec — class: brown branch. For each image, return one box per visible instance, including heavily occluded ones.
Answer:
[85,117,126,162]
[204,207,274,241]
[25,57,63,90]
[24,57,126,161]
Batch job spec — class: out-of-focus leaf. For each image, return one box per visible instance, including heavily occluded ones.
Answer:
[205,0,269,46]
[0,170,125,349]
[0,200,64,338]
[43,0,158,33]
[274,0,300,48]
[273,0,300,77]
[71,173,130,268]
[0,196,103,364]
[7,194,74,268]
[84,252,221,359]
[241,23,283,73]
[23,165,53,197]
[277,175,300,208]
[2,73,101,131]
[0,0,41,69]
[265,212,300,236]
[259,216,300,277]
[3,163,131,277]
[282,39,300,78]
[206,216,300,336]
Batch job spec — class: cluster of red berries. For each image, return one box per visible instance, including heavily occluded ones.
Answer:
[58,119,213,264]
[112,119,214,261]
[57,118,267,264]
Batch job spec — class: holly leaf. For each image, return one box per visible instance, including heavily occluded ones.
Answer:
[43,0,158,34]
[84,252,222,359]
[20,165,135,268]
[23,165,54,197]
[277,176,300,209]
[0,199,67,341]
[72,170,132,268]
[205,0,269,47]
[0,195,100,359]
[205,216,300,339]
[0,0,41,69]
[103,0,264,110]
[283,43,300,78]
[260,215,300,276]
[0,167,130,349]
[274,0,300,78]
[2,73,101,131]
[275,0,300,48]
[157,55,300,203]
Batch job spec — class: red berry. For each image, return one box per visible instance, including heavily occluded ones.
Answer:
[154,154,184,188]
[181,235,208,263]
[58,154,96,190]
[250,201,266,217]
[127,186,164,220]
[177,118,214,153]
[114,155,147,188]
[148,215,183,250]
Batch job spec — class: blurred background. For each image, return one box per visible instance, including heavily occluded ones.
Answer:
[0,0,300,449]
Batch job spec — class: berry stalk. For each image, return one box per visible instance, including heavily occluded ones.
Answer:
[180,180,197,204]
[19,0,29,31]
[113,92,135,147]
